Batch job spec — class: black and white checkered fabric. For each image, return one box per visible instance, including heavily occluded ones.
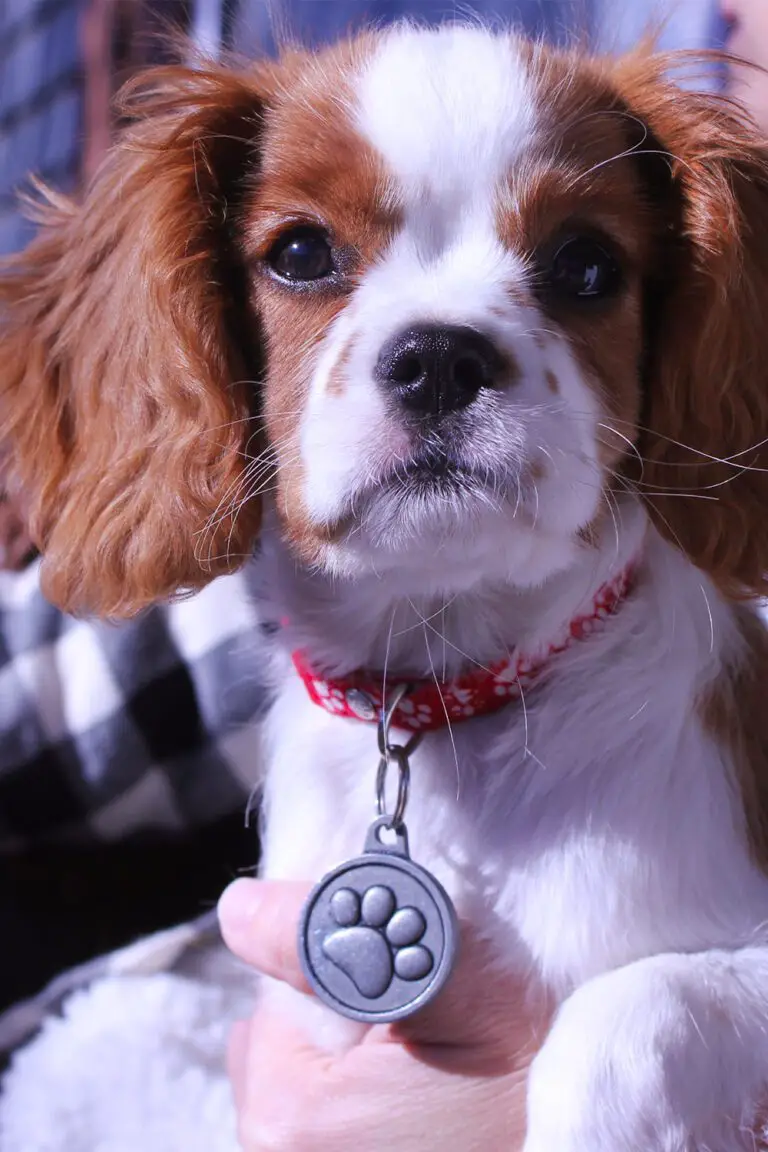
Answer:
[0,560,270,850]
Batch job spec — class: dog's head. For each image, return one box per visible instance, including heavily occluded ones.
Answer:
[3,27,768,615]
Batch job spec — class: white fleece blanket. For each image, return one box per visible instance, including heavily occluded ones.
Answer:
[0,914,256,1152]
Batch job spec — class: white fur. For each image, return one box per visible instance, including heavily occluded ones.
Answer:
[258,25,768,1150]
[0,973,246,1152]
[356,25,534,194]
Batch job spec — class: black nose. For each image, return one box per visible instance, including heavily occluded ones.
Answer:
[374,324,504,415]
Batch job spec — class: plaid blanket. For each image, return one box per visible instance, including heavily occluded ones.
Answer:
[0,558,270,850]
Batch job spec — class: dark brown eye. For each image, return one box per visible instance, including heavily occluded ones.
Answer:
[267,226,334,282]
[547,237,622,300]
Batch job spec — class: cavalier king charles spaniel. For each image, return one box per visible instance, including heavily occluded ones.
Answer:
[3,24,768,1151]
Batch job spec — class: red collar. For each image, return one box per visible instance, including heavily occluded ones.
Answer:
[292,564,635,734]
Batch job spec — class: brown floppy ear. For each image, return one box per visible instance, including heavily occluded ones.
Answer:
[0,64,267,617]
[614,52,768,599]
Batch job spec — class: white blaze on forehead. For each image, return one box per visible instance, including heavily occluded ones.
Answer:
[355,25,535,197]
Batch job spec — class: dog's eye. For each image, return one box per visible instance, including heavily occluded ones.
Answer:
[546,237,621,300]
[267,226,334,282]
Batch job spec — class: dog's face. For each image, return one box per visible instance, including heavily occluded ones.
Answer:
[3,27,768,615]
[252,29,653,592]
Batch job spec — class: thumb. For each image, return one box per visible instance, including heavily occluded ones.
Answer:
[232,1003,333,1146]
[218,876,492,1041]
[219,877,550,1060]
[248,1000,332,1078]
[218,878,312,992]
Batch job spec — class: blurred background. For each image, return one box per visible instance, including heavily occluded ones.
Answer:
[0,0,735,1022]
[0,0,727,257]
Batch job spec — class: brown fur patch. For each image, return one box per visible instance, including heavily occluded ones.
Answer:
[545,369,560,395]
[0,64,271,616]
[242,56,401,268]
[326,340,353,398]
[576,519,601,548]
[608,50,768,600]
[505,282,529,308]
[496,52,656,473]
[700,608,768,870]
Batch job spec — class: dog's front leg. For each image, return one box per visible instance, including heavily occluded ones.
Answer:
[523,948,768,1152]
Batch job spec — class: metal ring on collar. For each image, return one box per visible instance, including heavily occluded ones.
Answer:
[375,745,411,829]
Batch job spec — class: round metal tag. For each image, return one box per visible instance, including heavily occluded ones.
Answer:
[298,818,459,1024]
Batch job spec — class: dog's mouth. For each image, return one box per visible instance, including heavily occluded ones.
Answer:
[343,444,523,534]
[308,418,540,555]
[376,445,506,499]
[393,448,479,484]
[307,436,549,574]
[313,451,505,548]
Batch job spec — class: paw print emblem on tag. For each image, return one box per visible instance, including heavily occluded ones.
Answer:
[298,818,458,1023]
[323,885,433,997]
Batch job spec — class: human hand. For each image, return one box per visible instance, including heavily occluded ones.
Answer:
[219,878,549,1151]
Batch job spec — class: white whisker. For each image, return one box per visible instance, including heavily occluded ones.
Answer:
[409,602,462,803]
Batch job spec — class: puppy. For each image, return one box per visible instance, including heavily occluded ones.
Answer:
[4,25,768,1150]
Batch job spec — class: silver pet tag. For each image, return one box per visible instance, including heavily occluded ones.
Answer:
[298,816,458,1024]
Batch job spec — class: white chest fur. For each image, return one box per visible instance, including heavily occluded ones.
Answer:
[259,529,768,1001]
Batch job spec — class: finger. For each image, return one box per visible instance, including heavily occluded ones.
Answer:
[226,1019,250,1112]
[234,1005,333,1149]
[247,1002,330,1078]
[218,878,312,993]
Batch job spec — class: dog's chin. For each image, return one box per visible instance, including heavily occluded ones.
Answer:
[357,458,511,539]
[312,461,565,591]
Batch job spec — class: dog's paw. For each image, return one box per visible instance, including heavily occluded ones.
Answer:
[523,956,767,1152]
[321,885,433,999]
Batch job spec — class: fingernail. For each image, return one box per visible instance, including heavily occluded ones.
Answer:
[218,877,262,938]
